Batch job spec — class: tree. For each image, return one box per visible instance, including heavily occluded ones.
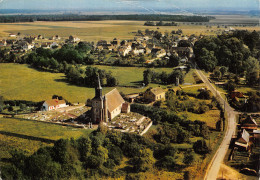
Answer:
[193,139,210,154]
[225,80,236,93]
[143,69,152,86]
[8,106,13,112]
[196,48,217,72]
[132,148,155,172]
[167,54,179,67]
[219,66,228,79]
[138,56,146,64]
[49,57,59,70]
[155,156,176,171]
[183,151,195,165]
[178,40,191,47]
[19,103,26,111]
[214,70,221,80]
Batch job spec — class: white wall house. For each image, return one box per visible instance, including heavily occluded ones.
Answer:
[42,99,67,111]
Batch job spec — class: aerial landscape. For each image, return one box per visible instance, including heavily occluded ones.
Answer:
[0,0,259,179]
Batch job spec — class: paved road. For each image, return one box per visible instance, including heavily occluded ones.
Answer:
[193,67,237,180]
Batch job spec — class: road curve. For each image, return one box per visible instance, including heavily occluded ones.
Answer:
[194,68,237,180]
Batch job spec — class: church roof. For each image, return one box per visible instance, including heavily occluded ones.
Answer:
[105,88,125,112]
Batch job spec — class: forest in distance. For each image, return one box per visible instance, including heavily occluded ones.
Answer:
[0,14,214,23]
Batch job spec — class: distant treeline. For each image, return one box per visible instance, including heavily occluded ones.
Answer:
[144,21,178,26]
[0,14,214,23]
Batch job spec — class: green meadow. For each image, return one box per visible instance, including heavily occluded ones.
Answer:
[0,63,173,102]
[0,117,91,164]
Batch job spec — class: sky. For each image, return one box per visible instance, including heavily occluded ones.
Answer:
[0,0,258,12]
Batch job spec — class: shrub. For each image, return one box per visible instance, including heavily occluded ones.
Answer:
[193,139,210,155]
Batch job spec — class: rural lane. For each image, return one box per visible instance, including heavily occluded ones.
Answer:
[194,66,237,180]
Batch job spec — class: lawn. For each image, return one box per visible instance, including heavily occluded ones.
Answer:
[0,63,173,103]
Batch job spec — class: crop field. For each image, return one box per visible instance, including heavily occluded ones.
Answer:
[1,19,260,41]
[0,63,173,102]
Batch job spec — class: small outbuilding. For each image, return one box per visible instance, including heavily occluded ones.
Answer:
[144,87,165,102]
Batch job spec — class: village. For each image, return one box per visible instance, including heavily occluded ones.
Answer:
[1,20,260,179]
[1,28,198,65]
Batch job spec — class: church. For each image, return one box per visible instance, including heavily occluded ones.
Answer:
[91,76,130,123]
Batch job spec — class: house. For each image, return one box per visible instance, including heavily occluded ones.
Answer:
[69,35,80,43]
[230,90,245,99]
[22,42,34,51]
[38,35,43,39]
[97,40,108,47]
[145,47,151,55]
[111,38,120,47]
[118,45,132,57]
[171,47,191,58]
[0,40,7,46]
[131,47,145,55]
[55,35,60,40]
[235,129,250,150]
[155,49,166,58]
[241,115,258,132]
[42,99,67,111]
[9,33,16,37]
[91,76,130,123]
[50,42,59,49]
[253,130,260,146]
[144,87,165,101]
[41,42,51,49]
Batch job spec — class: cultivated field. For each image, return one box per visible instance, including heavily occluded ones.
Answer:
[1,18,259,41]
[0,63,173,102]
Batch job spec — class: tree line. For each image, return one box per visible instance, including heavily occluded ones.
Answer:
[0,14,214,23]
[143,68,184,86]
[144,21,178,26]
[1,123,209,179]
[194,30,260,86]
[23,43,118,87]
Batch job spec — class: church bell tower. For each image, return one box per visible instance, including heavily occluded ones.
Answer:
[91,75,107,123]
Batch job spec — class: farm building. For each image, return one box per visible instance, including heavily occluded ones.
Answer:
[144,87,165,102]
[240,115,258,132]
[42,99,67,111]
[230,90,245,99]
[235,129,250,150]
[91,76,130,123]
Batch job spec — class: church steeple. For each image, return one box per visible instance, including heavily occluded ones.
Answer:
[95,74,102,99]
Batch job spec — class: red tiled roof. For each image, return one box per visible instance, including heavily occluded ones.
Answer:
[45,99,66,106]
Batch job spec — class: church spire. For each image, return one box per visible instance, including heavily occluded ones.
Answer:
[95,74,102,99]
[97,74,102,90]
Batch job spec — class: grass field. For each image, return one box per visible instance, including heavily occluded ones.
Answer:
[1,20,260,42]
[0,117,92,165]
[178,109,220,129]
[0,63,173,102]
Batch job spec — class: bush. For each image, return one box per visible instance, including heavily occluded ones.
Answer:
[193,139,210,155]
[155,156,176,171]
